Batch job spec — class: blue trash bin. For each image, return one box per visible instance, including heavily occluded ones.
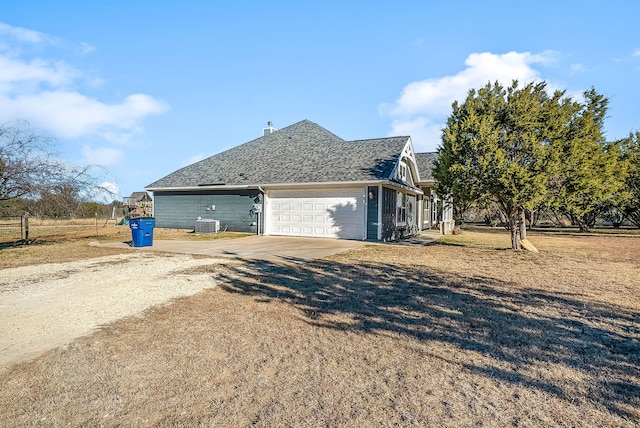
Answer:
[129,217,155,247]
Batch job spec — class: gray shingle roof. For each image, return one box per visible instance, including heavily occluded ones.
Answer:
[415,152,438,183]
[147,120,411,189]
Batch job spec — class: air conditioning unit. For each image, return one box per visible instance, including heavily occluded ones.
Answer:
[195,219,220,234]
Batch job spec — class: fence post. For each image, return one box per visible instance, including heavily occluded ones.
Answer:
[24,215,29,242]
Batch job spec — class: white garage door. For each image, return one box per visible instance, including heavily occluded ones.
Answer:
[268,189,364,239]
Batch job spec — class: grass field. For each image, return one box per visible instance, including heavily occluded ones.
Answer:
[0,222,251,269]
[0,227,638,426]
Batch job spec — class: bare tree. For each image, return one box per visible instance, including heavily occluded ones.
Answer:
[0,120,114,214]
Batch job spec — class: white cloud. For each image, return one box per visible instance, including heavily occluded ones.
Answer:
[0,55,79,90]
[82,145,124,166]
[0,91,168,139]
[0,22,168,144]
[382,51,558,151]
[98,181,120,201]
[611,49,640,63]
[83,180,120,203]
[0,22,51,44]
[0,22,96,56]
[79,42,95,55]
[392,117,443,150]
[100,181,119,195]
[570,63,586,74]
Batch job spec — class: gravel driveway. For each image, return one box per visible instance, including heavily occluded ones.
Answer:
[0,252,231,371]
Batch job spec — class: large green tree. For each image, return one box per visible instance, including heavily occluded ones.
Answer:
[617,132,640,227]
[434,80,583,250]
[547,89,627,232]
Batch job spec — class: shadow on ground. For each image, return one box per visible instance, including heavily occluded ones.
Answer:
[218,258,640,420]
[0,239,34,250]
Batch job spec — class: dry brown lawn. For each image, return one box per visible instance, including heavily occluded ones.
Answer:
[0,222,251,269]
[0,228,638,426]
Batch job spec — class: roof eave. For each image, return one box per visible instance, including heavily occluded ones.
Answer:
[148,179,423,195]
[146,184,259,192]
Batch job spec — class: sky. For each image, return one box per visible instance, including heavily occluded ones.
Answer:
[2,1,639,200]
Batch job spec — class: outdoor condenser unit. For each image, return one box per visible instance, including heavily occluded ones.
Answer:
[195,219,220,234]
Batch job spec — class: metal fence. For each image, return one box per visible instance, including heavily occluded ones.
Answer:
[0,216,25,242]
[0,217,123,244]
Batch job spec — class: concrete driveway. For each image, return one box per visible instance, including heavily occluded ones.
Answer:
[97,235,368,264]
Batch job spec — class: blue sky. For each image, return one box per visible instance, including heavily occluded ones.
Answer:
[2,1,639,200]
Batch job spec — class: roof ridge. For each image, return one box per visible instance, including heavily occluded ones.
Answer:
[347,136,409,143]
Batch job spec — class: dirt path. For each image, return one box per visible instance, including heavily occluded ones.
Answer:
[0,252,231,372]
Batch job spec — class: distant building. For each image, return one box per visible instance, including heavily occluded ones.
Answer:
[123,191,153,218]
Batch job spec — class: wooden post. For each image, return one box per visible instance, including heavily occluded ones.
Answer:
[24,215,29,243]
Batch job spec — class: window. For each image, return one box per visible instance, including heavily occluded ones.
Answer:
[399,164,407,182]
[397,193,407,224]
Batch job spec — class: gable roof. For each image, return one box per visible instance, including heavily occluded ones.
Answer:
[147,120,412,189]
[128,191,152,202]
[415,152,438,183]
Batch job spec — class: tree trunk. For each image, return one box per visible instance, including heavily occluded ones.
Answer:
[519,207,527,241]
[510,213,521,250]
[578,220,590,233]
[529,208,538,228]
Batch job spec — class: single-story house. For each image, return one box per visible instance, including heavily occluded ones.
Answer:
[146,119,447,240]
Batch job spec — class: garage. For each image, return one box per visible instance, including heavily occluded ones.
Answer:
[267,189,365,239]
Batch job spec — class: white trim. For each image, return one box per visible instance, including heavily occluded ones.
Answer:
[147,185,258,192]
[263,192,272,235]
[148,179,423,195]
[388,138,422,188]
[148,181,379,192]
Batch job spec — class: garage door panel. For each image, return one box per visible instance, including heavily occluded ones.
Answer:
[269,189,364,239]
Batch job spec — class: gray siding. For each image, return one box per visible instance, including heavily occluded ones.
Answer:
[154,190,261,233]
